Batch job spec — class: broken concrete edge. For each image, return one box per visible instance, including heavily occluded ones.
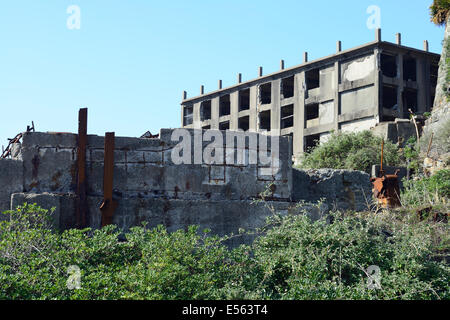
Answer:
[8,192,328,247]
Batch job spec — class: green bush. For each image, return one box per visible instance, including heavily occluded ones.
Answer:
[401,169,450,207]
[299,131,401,172]
[0,203,448,300]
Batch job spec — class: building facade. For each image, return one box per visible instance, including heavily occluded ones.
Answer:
[180,30,440,160]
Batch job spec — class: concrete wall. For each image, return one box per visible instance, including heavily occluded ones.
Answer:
[292,168,373,212]
[1,129,379,246]
[16,129,292,201]
[0,159,23,215]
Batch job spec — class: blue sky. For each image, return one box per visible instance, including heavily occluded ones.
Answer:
[0,0,445,144]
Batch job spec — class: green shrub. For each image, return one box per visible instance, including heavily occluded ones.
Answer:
[246,211,449,300]
[401,169,450,207]
[0,203,448,300]
[299,131,401,172]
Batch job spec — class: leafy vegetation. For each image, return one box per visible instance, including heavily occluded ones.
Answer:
[0,203,448,300]
[401,169,450,207]
[298,131,401,173]
[430,0,450,26]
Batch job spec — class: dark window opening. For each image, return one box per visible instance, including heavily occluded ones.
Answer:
[281,76,294,99]
[183,105,193,126]
[239,89,250,111]
[281,104,294,129]
[259,110,271,131]
[238,116,250,131]
[259,83,272,104]
[430,64,439,88]
[383,85,398,109]
[403,89,418,115]
[306,103,319,120]
[200,100,211,121]
[202,125,211,130]
[219,121,230,131]
[304,134,320,152]
[403,56,417,82]
[306,68,320,90]
[219,94,231,116]
[381,53,397,78]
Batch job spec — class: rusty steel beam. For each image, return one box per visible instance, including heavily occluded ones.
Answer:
[76,108,88,228]
[100,132,118,227]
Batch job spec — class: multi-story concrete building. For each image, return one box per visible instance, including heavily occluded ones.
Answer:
[180,29,440,160]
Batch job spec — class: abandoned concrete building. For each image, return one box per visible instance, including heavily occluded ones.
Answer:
[180,30,440,160]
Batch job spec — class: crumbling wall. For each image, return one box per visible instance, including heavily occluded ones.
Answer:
[292,168,372,212]
[16,129,292,201]
[0,159,23,215]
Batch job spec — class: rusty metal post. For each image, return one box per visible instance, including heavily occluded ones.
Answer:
[76,108,88,228]
[100,132,118,227]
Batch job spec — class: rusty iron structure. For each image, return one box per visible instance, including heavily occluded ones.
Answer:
[75,108,88,228]
[1,121,35,159]
[100,132,118,226]
[370,139,401,208]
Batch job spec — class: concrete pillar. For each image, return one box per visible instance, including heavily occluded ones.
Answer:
[193,102,202,129]
[424,40,429,52]
[417,58,427,113]
[397,54,405,118]
[259,66,263,77]
[181,104,184,127]
[280,60,285,70]
[237,73,242,84]
[200,85,204,95]
[303,52,308,63]
[230,91,239,130]
[336,41,342,53]
[396,33,401,45]
[375,28,382,42]
[293,72,306,156]
[374,48,383,121]
[271,80,281,135]
[333,61,340,132]
[249,86,258,132]
[218,80,222,90]
[211,97,220,129]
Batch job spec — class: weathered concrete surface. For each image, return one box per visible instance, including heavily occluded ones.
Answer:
[292,168,372,212]
[11,192,303,247]
[181,39,439,158]
[0,159,23,216]
[371,120,417,147]
[11,192,77,230]
[19,129,292,201]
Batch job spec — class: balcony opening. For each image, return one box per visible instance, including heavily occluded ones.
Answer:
[381,53,397,78]
[259,110,271,131]
[183,105,193,126]
[238,116,250,131]
[403,88,418,115]
[306,68,320,90]
[200,100,211,121]
[304,134,320,152]
[306,103,319,120]
[281,76,294,99]
[259,83,271,104]
[219,121,230,131]
[280,104,294,129]
[239,89,250,111]
[383,85,398,110]
[219,94,231,116]
[430,64,439,88]
[403,56,417,82]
